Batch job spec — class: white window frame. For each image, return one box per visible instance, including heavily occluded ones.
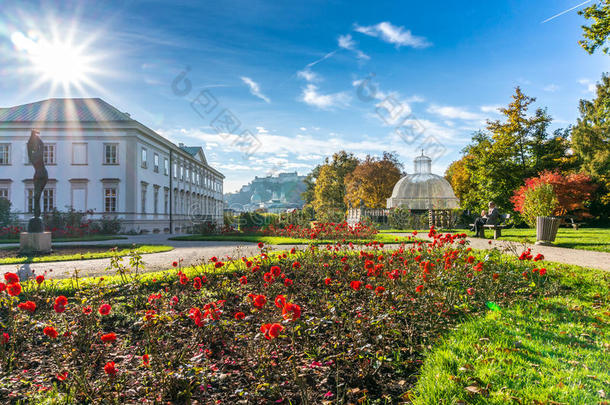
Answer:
[0,144,11,165]
[164,158,169,176]
[104,187,118,213]
[103,143,119,165]
[141,148,148,169]
[153,153,159,173]
[43,144,56,165]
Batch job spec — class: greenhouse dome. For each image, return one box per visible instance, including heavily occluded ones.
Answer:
[386,152,460,210]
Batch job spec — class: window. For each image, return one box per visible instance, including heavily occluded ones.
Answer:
[43,189,54,212]
[104,144,118,165]
[153,186,159,215]
[0,144,10,165]
[185,168,189,183]
[104,188,117,212]
[173,163,177,178]
[43,144,56,165]
[141,183,147,213]
[164,158,169,175]
[164,188,169,214]
[72,143,88,165]
[154,153,159,173]
[0,187,8,200]
[180,166,184,180]
[141,148,147,168]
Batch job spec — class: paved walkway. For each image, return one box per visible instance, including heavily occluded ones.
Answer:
[1,233,608,280]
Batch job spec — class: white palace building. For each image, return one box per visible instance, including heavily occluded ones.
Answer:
[0,98,224,233]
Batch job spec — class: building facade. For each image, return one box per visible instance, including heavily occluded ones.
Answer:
[224,172,307,213]
[0,98,224,233]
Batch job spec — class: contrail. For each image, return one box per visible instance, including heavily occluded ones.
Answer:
[541,0,592,23]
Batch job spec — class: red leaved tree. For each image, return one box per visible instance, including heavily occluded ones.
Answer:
[512,170,597,219]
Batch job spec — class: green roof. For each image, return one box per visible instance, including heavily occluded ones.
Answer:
[0,98,133,122]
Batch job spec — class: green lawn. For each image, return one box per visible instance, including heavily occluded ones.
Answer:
[0,244,173,264]
[0,234,127,244]
[412,258,610,404]
[169,233,416,245]
[380,227,610,252]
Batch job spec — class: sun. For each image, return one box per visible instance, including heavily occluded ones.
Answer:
[30,39,90,87]
[10,26,104,95]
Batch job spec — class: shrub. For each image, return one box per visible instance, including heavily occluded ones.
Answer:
[520,183,560,227]
[0,233,553,403]
[388,207,429,230]
[0,198,14,227]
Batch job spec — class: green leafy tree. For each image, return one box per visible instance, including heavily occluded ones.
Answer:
[446,88,570,217]
[571,74,610,212]
[579,0,610,54]
[310,151,359,220]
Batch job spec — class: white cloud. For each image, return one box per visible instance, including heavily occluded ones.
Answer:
[240,76,270,103]
[297,68,319,82]
[480,105,502,114]
[543,84,559,92]
[427,104,484,121]
[578,78,596,94]
[300,84,350,110]
[338,34,369,60]
[299,127,307,131]
[354,21,431,48]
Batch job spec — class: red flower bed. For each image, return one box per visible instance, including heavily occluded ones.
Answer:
[263,221,378,240]
[0,230,553,403]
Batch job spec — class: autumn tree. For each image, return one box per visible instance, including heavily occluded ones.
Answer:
[344,152,403,208]
[579,0,610,54]
[310,151,359,220]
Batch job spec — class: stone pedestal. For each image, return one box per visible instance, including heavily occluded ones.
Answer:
[19,232,52,254]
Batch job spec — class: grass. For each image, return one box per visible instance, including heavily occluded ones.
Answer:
[0,234,127,244]
[0,244,173,264]
[169,233,416,245]
[411,259,610,404]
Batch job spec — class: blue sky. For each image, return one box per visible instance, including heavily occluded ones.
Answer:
[0,0,607,192]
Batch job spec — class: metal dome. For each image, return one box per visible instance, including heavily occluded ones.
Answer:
[386,153,460,210]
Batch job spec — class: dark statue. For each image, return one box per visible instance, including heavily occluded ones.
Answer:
[27,129,48,233]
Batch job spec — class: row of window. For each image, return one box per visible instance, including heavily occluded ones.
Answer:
[0,143,120,166]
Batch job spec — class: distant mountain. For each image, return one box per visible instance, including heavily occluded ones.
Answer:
[224,172,307,213]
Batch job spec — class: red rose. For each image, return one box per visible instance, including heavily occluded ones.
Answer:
[215,261,224,268]
[18,301,36,313]
[252,295,267,309]
[35,275,45,284]
[1,332,9,344]
[539,268,547,276]
[210,256,218,262]
[274,295,286,308]
[7,282,21,296]
[98,304,112,316]
[375,286,385,296]
[257,242,264,248]
[292,261,301,269]
[324,278,332,285]
[142,354,150,366]
[263,272,274,282]
[284,278,293,287]
[4,272,19,284]
[350,280,362,291]
[466,288,474,296]
[56,371,68,381]
[0,282,6,292]
[104,361,118,376]
[415,285,424,293]
[492,273,499,280]
[260,323,284,340]
[193,277,202,290]
[101,332,117,343]
[172,261,178,267]
[270,266,281,277]
[234,312,245,320]
[239,276,248,285]
[55,296,68,306]
[43,326,59,339]
[82,306,93,315]
[282,302,301,321]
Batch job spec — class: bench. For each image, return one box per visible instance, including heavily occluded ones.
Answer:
[470,214,510,239]
[564,217,584,230]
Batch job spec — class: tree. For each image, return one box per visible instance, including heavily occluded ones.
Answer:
[344,152,403,208]
[571,74,610,211]
[0,198,12,227]
[511,171,597,223]
[445,88,571,217]
[579,0,610,55]
[310,151,359,220]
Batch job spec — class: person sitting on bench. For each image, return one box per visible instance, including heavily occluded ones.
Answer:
[472,201,499,236]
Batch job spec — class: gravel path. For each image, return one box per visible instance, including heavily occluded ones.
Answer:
[1,232,608,281]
